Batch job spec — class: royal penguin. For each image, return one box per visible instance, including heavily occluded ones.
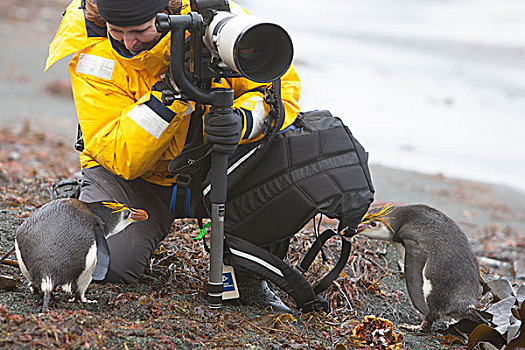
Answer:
[355,204,485,331]
[14,198,148,311]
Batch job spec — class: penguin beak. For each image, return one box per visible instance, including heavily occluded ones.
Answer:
[130,209,148,222]
[356,223,368,233]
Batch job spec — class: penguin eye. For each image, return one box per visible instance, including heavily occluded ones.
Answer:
[370,222,377,227]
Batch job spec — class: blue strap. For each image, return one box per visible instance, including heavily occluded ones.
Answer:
[169,185,193,216]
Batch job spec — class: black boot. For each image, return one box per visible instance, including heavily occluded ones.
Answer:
[51,171,83,199]
[235,272,293,314]
[227,240,293,313]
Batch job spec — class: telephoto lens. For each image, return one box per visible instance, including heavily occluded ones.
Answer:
[204,11,294,82]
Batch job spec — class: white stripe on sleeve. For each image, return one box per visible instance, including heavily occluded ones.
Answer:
[76,54,115,80]
[248,97,266,139]
[127,104,169,139]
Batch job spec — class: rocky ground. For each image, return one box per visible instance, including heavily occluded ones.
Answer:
[1,122,524,349]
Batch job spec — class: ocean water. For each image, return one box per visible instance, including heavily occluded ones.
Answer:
[238,0,525,192]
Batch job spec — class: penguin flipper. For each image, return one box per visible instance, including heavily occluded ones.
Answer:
[92,224,110,281]
[403,239,430,316]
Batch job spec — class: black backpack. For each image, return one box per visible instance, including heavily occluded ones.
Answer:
[170,105,374,312]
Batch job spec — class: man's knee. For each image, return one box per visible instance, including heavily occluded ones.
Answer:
[79,167,174,284]
[99,217,168,283]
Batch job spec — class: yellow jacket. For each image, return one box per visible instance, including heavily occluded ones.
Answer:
[46,0,301,186]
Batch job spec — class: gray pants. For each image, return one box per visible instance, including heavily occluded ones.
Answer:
[79,166,177,283]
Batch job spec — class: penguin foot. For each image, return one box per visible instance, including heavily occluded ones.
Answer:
[399,323,423,331]
[68,296,97,304]
[399,321,431,333]
[29,283,40,295]
[81,295,98,304]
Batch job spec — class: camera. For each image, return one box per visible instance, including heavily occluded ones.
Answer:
[156,0,294,90]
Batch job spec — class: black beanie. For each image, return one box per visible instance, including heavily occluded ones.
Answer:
[96,0,170,27]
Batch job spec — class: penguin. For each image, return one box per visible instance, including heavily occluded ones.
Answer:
[355,204,485,332]
[14,198,148,312]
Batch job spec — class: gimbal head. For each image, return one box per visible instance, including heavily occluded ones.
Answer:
[156,11,233,106]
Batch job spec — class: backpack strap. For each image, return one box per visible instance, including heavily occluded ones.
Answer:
[168,103,208,216]
[297,229,352,294]
[225,234,329,313]
[262,78,285,135]
[218,79,285,192]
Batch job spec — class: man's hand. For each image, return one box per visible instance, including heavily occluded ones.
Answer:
[204,110,242,155]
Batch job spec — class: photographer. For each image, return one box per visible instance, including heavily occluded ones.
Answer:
[45,0,300,310]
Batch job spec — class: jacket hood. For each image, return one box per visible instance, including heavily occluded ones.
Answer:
[46,0,105,71]
[46,0,173,76]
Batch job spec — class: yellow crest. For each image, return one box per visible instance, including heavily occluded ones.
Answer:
[101,201,130,213]
[360,203,397,232]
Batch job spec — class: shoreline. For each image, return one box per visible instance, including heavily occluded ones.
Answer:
[371,163,525,234]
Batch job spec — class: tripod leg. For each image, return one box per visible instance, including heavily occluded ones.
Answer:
[207,152,228,308]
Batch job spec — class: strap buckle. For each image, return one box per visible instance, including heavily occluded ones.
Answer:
[176,173,191,187]
[262,87,278,135]
[302,296,330,313]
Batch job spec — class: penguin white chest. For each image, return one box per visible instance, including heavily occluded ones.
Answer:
[14,240,31,282]
[77,242,98,293]
[422,262,433,303]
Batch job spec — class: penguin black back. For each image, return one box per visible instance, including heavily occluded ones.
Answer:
[390,205,480,299]
[15,198,148,311]
[17,200,98,283]
[357,204,483,331]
